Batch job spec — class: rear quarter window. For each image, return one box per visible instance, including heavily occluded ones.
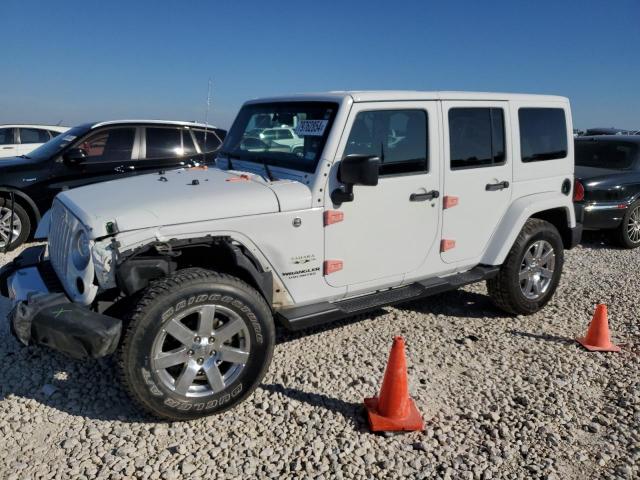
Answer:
[519,108,568,162]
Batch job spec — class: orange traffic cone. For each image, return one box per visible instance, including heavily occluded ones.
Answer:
[576,304,621,352]
[364,336,424,432]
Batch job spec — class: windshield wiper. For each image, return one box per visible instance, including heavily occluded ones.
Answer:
[261,158,275,181]
[18,155,30,159]
[219,151,240,170]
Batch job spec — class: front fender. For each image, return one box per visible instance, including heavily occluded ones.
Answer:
[481,193,575,265]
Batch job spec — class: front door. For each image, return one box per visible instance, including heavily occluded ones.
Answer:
[47,126,139,199]
[441,101,513,263]
[324,102,441,288]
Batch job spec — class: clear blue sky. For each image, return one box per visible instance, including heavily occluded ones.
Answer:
[1,0,638,130]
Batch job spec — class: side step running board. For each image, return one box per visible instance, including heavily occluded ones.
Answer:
[277,265,499,331]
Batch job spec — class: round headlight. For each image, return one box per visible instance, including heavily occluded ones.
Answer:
[72,230,91,270]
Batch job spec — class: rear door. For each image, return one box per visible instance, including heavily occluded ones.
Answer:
[138,126,197,172]
[441,101,513,263]
[0,128,18,158]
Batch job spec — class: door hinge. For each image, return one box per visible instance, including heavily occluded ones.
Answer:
[323,260,343,275]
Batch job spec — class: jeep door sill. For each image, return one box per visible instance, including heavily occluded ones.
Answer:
[277,265,499,330]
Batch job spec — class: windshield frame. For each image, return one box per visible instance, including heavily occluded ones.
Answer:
[25,124,93,161]
[219,101,339,174]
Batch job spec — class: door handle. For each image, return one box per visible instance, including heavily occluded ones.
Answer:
[410,190,440,202]
[2,146,12,150]
[485,181,510,191]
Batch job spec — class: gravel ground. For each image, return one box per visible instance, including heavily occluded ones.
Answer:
[0,232,638,479]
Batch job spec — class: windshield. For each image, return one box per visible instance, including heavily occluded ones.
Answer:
[575,140,639,170]
[220,102,338,173]
[26,125,92,160]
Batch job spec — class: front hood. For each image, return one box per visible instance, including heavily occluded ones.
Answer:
[0,156,43,171]
[57,167,288,237]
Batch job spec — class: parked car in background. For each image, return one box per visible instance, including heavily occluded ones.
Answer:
[574,135,640,248]
[0,124,68,158]
[0,120,225,250]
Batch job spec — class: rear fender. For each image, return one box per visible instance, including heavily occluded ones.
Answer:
[482,193,575,265]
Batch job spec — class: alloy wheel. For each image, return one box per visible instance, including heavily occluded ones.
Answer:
[519,240,555,300]
[0,207,22,249]
[151,304,251,398]
[626,206,640,243]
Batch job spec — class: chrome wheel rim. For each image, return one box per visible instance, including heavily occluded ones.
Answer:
[0,207,22,248]
[627,207,640,243]
[151,304,251,398]
[519,240,555,300]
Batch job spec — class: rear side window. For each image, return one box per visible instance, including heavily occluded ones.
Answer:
[20,128,50,144]
[519,108,568,162]
[76,128,136,162]
[277,129,293,140]
[449,108,505,169]
[575,140,638,170]
[193,129,223,152]
[0,128,15,145]
[48,130,62,139]
[146,128,183,158]
[344,109,428,176]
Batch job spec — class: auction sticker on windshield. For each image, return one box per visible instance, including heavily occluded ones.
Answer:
[295,120,328,136]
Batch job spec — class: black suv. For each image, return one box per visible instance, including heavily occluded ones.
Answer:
[0,120,226,250]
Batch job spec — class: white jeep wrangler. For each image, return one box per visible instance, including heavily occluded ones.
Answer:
[1,91,581,420]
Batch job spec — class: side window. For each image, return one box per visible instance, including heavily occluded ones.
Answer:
[48,130,62,139]
[145,128,183,158]
[344,109,428,176]
[19,128,51,144]
[0,128,15,145]
[182,130,197,155]
[76,128,135,162]
[262,130,276,140]
[449,108,505,169]
[519,108,568,162]
[192,129,223,152]
[277,129,293,140]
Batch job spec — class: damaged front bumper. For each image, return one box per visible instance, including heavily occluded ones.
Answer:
[1,245,121,359]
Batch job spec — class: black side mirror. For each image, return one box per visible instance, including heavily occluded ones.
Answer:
[63,148,87,165]
[331,154,380,204]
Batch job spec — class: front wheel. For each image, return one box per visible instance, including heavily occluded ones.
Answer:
[487,218,564,315]
[119,268,275,420]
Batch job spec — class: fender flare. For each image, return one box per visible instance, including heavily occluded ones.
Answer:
[481,192,575,265]
[116,236,274,305]
[0,187,41,223]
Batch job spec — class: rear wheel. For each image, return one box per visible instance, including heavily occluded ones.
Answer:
[614,200,640,249]
[0,198,30,251]
[487,219,564,315]
[119,268,275,420]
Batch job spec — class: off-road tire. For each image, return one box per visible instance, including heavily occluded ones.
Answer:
[119,268,275,420]
[613,200,640,249]
[0,198,30,251]
[487,218,564,315]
